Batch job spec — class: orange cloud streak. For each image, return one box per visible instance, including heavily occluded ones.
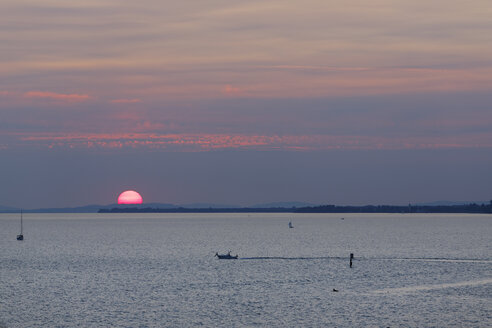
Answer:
[11,132,492,151]
[222,85,241,95]
[24,91,90,102]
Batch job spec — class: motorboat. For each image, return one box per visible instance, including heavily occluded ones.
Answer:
[215,251,238,259]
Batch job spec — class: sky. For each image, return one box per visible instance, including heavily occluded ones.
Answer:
[1,0,491,208]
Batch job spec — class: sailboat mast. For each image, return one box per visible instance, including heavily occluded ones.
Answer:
[20,209,23,234]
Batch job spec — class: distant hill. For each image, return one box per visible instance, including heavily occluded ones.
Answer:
[135,203,178,209]
[179,203,240,209]
[0,202,239,213]
[416,200,489,206]
[0,203,178,213]
[251,201,318,208]
[23,204,112,213]
[0,205,19,212]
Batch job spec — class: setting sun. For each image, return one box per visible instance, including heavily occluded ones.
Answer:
[117,190,143,204]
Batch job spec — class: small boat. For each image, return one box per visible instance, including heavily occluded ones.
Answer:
[16,210,24,241]
[215,251,238,259]
[288,221,294,228]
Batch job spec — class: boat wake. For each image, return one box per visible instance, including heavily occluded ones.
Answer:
[238,256,491,262]
[373,257,492,263]
[372,278,492,295]
[240,256,345,260]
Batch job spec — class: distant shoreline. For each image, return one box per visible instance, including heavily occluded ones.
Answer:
[2,203,490,214]
[99,203,492,214]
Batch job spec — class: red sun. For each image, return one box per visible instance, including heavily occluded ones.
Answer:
[117,190,143,204]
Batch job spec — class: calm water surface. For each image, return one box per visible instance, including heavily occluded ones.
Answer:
[1,213,491,327]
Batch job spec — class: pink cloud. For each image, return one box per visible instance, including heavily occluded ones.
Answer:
[109,98,142,104]
[222,85,241,95]
[264,65,372,72]
[24,91,90,102]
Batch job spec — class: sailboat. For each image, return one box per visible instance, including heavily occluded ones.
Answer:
[288,221,294,228]
[16,210,24,241]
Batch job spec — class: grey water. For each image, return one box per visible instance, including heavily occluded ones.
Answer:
[1,213,491,327]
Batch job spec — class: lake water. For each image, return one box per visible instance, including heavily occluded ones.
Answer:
[1,213,491,327]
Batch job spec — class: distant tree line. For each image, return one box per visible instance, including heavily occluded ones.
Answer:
[99,202,492,214]
[294,203,492,214]
[98,207,294,213]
